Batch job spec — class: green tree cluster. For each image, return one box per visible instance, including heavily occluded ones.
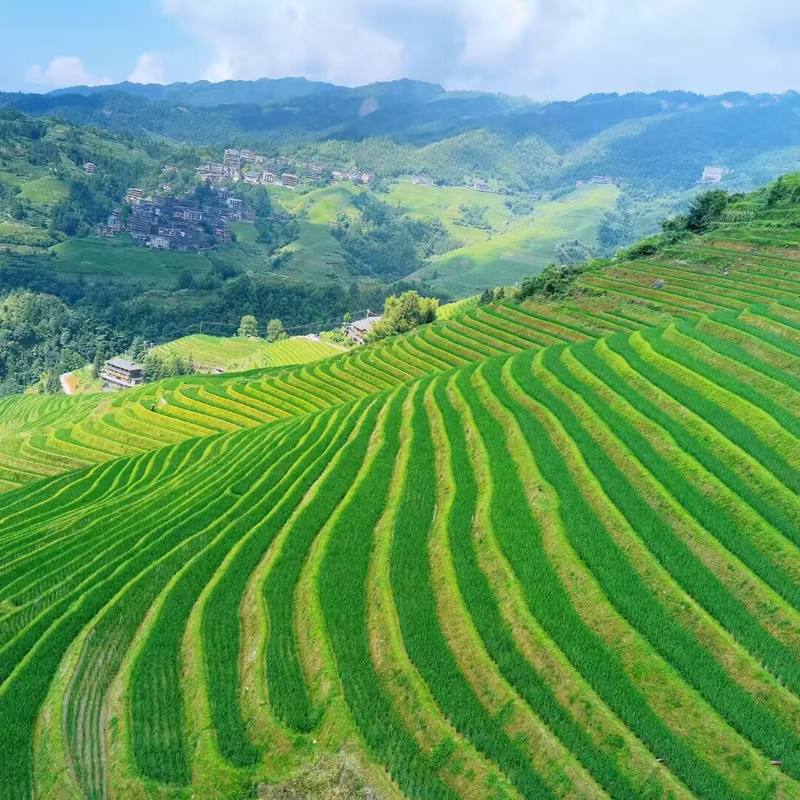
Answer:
[554,239,593,266]
[142,352,195,382]
[266,319,287,342]
[366,290,438,343]
[238,315,258,337]
[518,263,590,301]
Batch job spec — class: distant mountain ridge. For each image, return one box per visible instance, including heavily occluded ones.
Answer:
[48,76,346,107]
[47,76,448,108]
[1,78,799,195]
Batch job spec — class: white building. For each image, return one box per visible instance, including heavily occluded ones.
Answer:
[701,165,729,185]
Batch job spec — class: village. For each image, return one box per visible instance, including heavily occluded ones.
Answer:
[94,183,257,252]
[197,148,374,188]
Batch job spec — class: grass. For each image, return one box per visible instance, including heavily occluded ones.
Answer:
[5,183,800,799]
[17,175,69,205]
[274,220,355,283]
[46,235,213,285]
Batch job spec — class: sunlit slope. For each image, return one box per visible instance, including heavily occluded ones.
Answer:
[402,183,618,296]
[0,294,671,492]
[149,334,340,373]
[7,197,800,494]
[6,311,800,797]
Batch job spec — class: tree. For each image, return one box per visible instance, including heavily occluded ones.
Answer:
[342,312,352,325]
[45,373,61,394]
[457,204,491,230]
[92,346,106,379]
[554,239,592,266]
[130,336,146,362]
[684,190,730,233]
[176,269,196,290]
[238,314,258,338]
[266,318,287,342]
[366,291,438,343]
[518,262,589,301]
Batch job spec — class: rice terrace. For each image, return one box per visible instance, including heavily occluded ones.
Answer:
[2,173,800,799]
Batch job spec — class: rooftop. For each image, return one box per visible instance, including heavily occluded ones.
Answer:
[106,357,142,372]
[351,316,382,330]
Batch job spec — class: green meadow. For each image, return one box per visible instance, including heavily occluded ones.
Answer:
[402,183,619,295]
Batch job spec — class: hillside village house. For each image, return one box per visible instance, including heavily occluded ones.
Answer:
[95,211,122,237]
[412,175,434,185]
[281,173,300,187]
[83,162,96,174]
[125,187,143,205]
[346,314,382,344]
[301,161,324,177]
[473,180,490,192]
[146,235,171,250]
[701,165,729,184]
[332,169,372,184]
[101,358,144,390]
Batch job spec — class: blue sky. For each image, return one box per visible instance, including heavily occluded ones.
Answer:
[3,0,800,100]
[1,0,203,91]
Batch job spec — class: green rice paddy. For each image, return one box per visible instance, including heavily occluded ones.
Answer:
[3,188,800,799]
[149,333,341,372]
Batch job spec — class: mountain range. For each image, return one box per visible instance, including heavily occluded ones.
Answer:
[2,78,800,193]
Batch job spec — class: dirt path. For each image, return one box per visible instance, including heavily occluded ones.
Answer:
[60,372,78,395]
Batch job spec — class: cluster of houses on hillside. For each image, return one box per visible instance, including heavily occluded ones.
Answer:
[128,195,232,251]
[97,185,255,252]
[331,169,373,184]
[195,146,373,189]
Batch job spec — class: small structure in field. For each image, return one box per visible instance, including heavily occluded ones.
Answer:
[700,165,729,185]
[101,358,144,390]
[345,313,382,344]
[83,162,96,174]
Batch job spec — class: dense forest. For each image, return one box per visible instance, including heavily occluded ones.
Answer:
[0,253,422,394]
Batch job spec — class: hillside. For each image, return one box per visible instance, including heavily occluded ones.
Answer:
[4,177,800,799]
[148,333,341,373]
[4,84,800,195]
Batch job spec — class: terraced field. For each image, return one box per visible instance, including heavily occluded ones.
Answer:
[5,190,800,799]
[148,334,341,373]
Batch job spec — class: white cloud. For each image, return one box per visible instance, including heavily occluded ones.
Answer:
[128,52,167,85]
[161,0,405,86]
[26,56,111,89]
[159,0,800,99]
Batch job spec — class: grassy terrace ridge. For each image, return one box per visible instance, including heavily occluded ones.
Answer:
[147,334,342,373]
[5,185,800,797]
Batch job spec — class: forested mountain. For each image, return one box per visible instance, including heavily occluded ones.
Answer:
[48,76,342,107]
[2,82,799,193]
